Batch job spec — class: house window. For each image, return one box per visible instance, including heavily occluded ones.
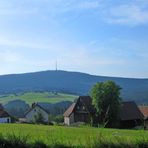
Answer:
[83,106,85,110]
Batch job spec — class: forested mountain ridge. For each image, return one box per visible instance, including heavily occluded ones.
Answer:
[0,70,148,104]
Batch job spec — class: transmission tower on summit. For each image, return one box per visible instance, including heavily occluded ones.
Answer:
[55,60,58,71]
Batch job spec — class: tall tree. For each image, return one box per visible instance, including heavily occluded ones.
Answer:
[90,81,122,127]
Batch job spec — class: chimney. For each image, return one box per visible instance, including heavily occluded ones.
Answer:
[32,102,36,108]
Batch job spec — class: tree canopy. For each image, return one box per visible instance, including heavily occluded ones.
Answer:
[90,81,122,127]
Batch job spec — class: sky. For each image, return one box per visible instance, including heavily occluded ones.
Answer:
[0,0,148,78]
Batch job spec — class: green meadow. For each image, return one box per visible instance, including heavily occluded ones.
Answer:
[0,124,147,147]
[0,92,77,105]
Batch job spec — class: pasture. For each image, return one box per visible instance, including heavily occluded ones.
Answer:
[0,124,147,147]
[0,92,77,104]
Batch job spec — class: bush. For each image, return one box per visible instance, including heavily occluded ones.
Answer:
[54,115,64,123]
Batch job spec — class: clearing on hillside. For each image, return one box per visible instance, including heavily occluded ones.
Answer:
[0,92,77,105]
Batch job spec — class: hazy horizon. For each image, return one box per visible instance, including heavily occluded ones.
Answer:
[0,0,148,78]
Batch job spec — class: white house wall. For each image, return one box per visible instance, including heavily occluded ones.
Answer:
[64,117,70,125]
[25,106,49,123]
[0,117,11,123]
[64,113,74,125]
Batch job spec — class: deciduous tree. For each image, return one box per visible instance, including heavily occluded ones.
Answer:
[90,81,122,127]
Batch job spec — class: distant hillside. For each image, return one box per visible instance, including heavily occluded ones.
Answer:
[0,70,148,104]
[0,92,77,105]
[4,100,72,118]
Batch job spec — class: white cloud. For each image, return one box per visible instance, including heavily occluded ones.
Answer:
[105,4,148,25]
[0,0,148,26]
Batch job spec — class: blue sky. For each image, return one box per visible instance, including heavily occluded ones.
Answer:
[0,0,148,78]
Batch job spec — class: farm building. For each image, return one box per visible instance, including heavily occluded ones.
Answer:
[63,96,95,125]
[0,104,11,123]
[119,101,144,128]
[25,103,50,123]
[139,106,148,129]
[64,97,144,128]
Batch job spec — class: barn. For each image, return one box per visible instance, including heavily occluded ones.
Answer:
[63,96,95,125]
[119,101,144,128]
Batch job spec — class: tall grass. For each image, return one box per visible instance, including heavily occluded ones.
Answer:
[0,124,147,148]
[0,133,147,148]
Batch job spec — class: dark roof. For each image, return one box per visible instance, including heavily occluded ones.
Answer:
[78,96,95,113]
[79,96,92,106]
[63,96,95,117]
[120,101,144,121]
[0,110,10,118]
[0,104,4,110]
[24,103,49,117]
[139,106,148,118]
[36,103,49,114]
[63,103,76,117]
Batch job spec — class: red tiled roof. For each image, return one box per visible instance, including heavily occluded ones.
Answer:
[63,103,76,117]
[139,106,148,118]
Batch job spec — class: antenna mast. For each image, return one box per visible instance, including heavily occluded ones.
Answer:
[56,60,57,71]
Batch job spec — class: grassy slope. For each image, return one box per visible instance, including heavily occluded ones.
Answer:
[0,124,147,147]
[0,92,77,105]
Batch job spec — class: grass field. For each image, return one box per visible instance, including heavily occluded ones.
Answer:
[0,92,77,104]
[0,124,147,147]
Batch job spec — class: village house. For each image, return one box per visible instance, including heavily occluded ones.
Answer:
[63,96,95,125]
[139,106,148,129]
[25,103,50,123]
[119,101,144,128]
[64,97,144,128]
[0,104,11,123]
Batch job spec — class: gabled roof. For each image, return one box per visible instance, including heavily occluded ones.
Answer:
[24,103,49,117]
[63,103,76,117]
[120,101,144,121]
[0,104,4,110]
[36,103,49,114]
[0,109,10,118]
[139,106,148,119]
[78,96,96,113]
[63,96,95,117]
[78,96,92,106]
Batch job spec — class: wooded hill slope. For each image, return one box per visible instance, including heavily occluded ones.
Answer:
[0,70,147,104]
